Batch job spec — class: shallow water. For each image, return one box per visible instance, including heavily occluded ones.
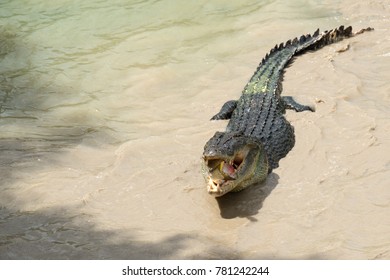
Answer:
[0,0,389,259]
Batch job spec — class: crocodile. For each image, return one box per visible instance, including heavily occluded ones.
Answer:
[202,25,373,197]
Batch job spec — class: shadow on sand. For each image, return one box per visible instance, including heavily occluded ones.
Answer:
[0,199,241,260]
[1,190,327,260]
[215,173,279,220]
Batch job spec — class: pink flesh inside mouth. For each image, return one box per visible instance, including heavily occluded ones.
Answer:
[220,161,236,177]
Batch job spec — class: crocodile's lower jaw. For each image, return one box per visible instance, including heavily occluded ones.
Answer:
[206,177,235,197]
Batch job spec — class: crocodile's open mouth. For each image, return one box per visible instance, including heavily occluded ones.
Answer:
[203,149,249,196]
[202,131,269,197]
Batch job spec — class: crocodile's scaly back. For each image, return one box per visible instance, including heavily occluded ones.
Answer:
[202,25,373,197]
[227,26,372,169]
[243,26,360,97]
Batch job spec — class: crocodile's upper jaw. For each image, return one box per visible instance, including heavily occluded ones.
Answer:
[202,132,269,197]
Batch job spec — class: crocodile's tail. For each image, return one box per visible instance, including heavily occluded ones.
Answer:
[263,25,373,66]
[244,25,373,95]
[258,25,374,70]
[294,25,373,54]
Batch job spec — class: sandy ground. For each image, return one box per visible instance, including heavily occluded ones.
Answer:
[0,0,389,259]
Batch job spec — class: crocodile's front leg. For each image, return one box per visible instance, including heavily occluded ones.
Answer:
[211,100,237,120]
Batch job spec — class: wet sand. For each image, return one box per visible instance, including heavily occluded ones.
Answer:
[0,0,389,259]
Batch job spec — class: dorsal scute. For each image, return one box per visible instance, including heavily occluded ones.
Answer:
[270,44,278,54]
[344,25,352,35]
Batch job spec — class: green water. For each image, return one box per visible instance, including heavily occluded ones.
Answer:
[0,0,339,146]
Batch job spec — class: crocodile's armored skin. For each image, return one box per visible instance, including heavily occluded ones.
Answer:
[202,25,373,197]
